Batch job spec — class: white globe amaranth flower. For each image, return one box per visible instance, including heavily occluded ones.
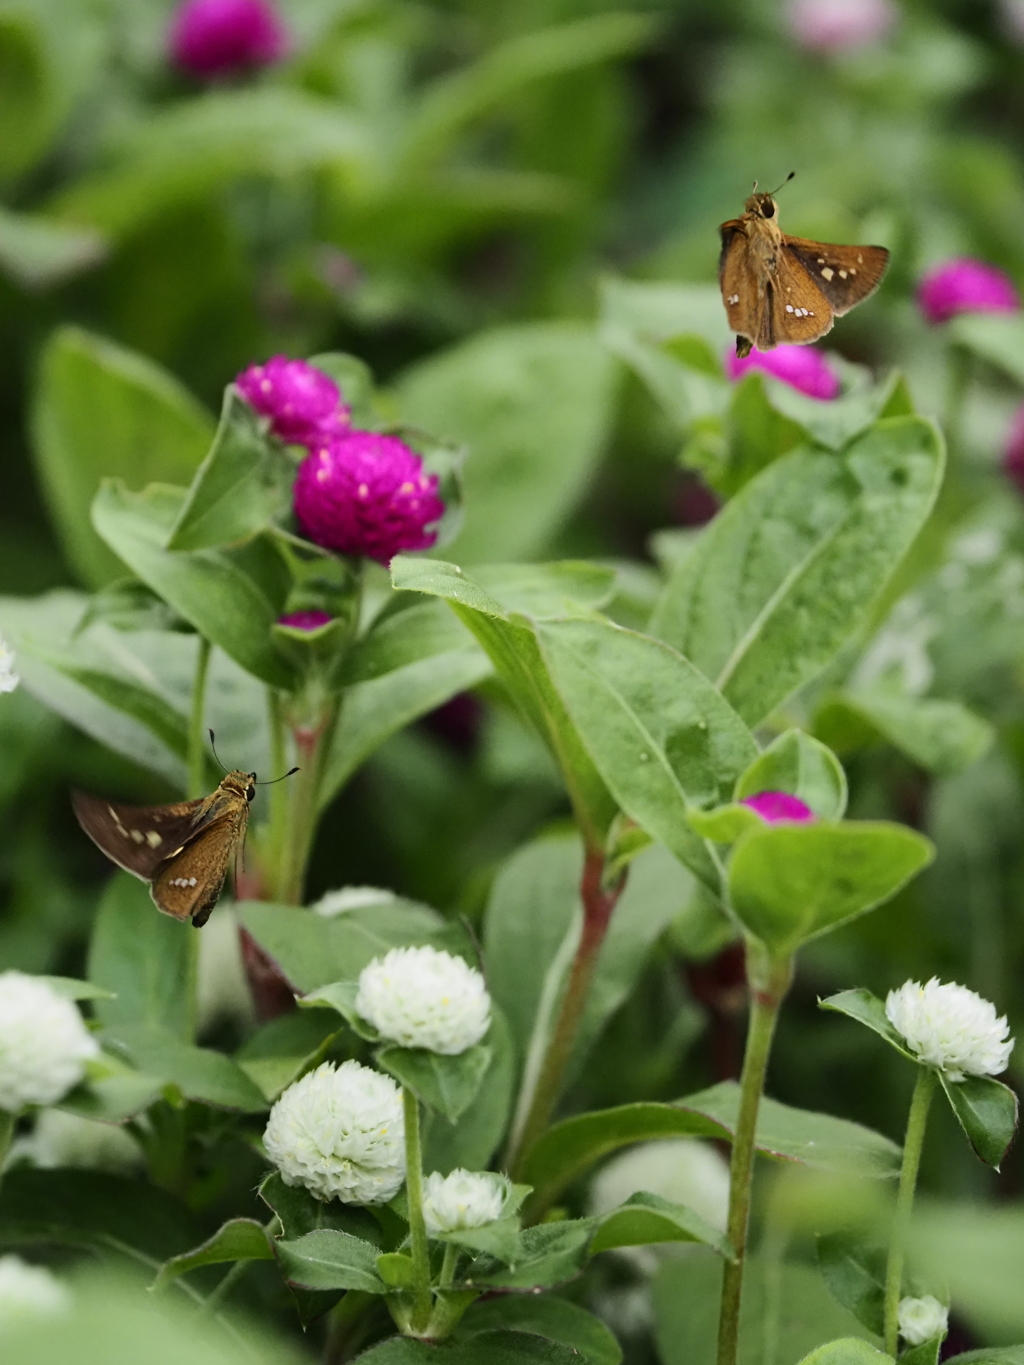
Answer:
[314,887,396,918]
[0,1256,69,1327]
[885,978,1014,1081]
[263,1060,405,1204]
[898,1295,949,1345]
[422,1168,509,1236]
[24,1108,141,1174]
[0,973,99,1112]
[0,634,18,694]
[356,946,490,1055]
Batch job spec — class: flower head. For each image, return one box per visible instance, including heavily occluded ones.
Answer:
[0,1257,69,1327]
[1003,404,1024,497]
[726,345,840,400]
[23,1108,141,1174]
[786,0,896,52]
[356,946,490,1055]
[0,634,17,694]
[236,356,348,447]
[313,887,396,918]
[898,1295,949,1346]
[169,0,287,79]
[422,1169,509,1235]
[917,259,1019,325]
[277,610,334,631]
[741,791,815,823]
[263,1060,405,1204]
[0,973,99,1113]
[885,978,1014,1081]
[294,432,445,565]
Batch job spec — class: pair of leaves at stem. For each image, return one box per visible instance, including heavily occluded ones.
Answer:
[821,989,1019,1170]
[817,1232,945,1363]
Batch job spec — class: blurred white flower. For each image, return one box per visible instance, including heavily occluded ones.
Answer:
[422,1168,508,1235]
[898,1294,949,1345]
[196,905,255,1033]
[313,887,396,918]
[0,634,18,694]
[0,1257,69,1326]
[263,1060,405,1204]
[886,978,1014,1081]
[786,0,896,52]
[22,1108,141,1174]
[0,973,99,1112]
[1000,0,1024,44]
[356,946,490,1055]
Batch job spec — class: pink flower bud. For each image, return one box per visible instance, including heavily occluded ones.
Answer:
[169,0,287,79]
[786,0,895,52]
[1003,404,1024,496]
[294,432,445,565]
[235,355,349,448]
[277,611,334,631]
[741,791,815,823]
[917,259,1019,325]
[726,345,840,401]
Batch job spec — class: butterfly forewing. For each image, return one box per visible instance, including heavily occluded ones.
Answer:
[782,237,889,316]
[766,251,835,347]
[70,791,209,878]
[719,221,761,346]
[151,802,249,927]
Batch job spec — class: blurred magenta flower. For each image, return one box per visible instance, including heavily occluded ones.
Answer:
[294,432,445,565]
[917,259,1019,325]
[786,0,895,52]
[169,0,287,79]
[277,610,334,631]
[1002,404,1024,496]
[236,356,348,447]
[741,791,815,823]
[726,345,840,401]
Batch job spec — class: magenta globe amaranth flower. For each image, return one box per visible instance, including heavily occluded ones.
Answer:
[169,0,287,79]
[917,259,1019,325]
[742,791,815,823]
[786,0,896,52]
[277,610,334,631]
[294,432,445,565]
[726,345,840,401]
[236,356,348,447]
[1003,404,1024,497]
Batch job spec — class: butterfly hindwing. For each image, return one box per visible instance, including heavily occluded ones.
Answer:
[719,220,761,347]
[782,237,889,316]
[150,802,249,926]
[764,250,835,348]
[70,791,208,879]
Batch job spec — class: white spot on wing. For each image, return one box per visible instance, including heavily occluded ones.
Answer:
[821,267,834,282]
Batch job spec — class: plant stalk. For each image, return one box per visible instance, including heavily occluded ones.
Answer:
[403,1088,433,1334]
[187,636,212,800]
[883,1066,936,1356]
[716,947,793,1365]
[438,1243,458,1289]
[508,848,626,1179]
[279,698,338,905]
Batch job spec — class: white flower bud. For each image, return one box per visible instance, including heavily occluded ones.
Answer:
[263,1060,405,1204]
[356,946,490,1055]
[898,1294,949,1345]
[313,887,396,918]
[422,1168,509,1235]
[0,973,99,1113]
[0,634,18,694]
[885,978,1014,1081]
[24,1108,141,1175]
[0,1257,69,1327]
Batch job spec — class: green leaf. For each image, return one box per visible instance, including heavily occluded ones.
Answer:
[816,1231,887,1335]
[151,1219,274,1291]
[166,390,294,551]
[235,1010,344,1101]
[275,1229,386,1293]
[728,822,934,953]
[376,1043,492,1123]
[356,1329,589,1365]
[259,1172,382,1245]
[702,370,808,498]
[395,323,618,564]
[57,1070,163,1124]
[458,1295,622,1365]
[535,617,757,882]
[938,1073,1019,1169]
[31,327,214,587]
[471,563,618,619]
[437,1215,522,1266]
[819,989,917,1061]
[651,418,945,727]
[686,804,763,843]
[900,1339,941,1365]
[0,205,105,290]
[521,1081,900,1213]
[237,899,450,995]
[87,873,194,1042]
[465,1220,593,1289]
[796,1343,894,1365]
[945,1353,1024,1365]
[376,1251,417,1287]
[37,976,114,1001]
[910,1202,1024,1341]
[589,1191,732,1258]
[947,312,1024,387]
[735,729,848,819]
[0,13,61,182]
[814,690,993,778]
[92,482,293,688]
[105,1024,268,1113]
[341,600,479,686]
[422,1008,516,1175]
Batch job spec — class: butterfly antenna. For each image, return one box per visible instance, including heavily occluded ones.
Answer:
[208,729,228,774]
[770,171,795,195]
[255,767,300,786]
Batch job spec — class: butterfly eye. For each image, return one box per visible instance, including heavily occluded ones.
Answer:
[246,784,256,802]
[760,200,775,218]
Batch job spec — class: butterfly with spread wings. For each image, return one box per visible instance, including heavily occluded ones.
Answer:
[719,179,889,358]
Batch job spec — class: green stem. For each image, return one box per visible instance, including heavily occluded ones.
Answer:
[187,636,212,801]
[324,1291,374,1364]
[507,849,626,1181]
[265,688,290,899]
[403,1088,433,1334]
[200,1257,251,1317]
[0,1107,15,1204]
[716,948,793,1365]
[438,1243,458,1290]
[883,1067,936,1356]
